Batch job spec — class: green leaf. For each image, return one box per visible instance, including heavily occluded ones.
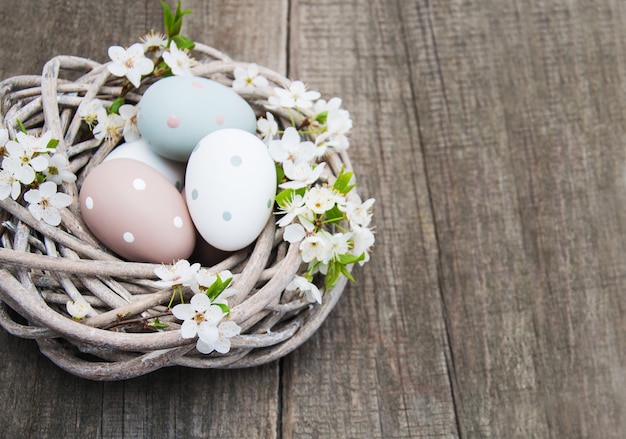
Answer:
[171,34,195,50]
[337,252,365,265]
[275,163,285,188]
[170,1,193,37]
[325,260,342,291]
[315,110,328,124]
[215,302,231,317]
[205,274,233,301]
[275,188,295,208]
[150,317,169,329]
[340,264,357,284]
[46,138,59,149]
[324,204,345,223]
[16,119,27,135]
[108,97,125,115]
[162,1,175,35]
[333,166,356,195]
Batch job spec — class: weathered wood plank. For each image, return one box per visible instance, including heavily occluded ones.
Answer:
[283,1,459,437]
[406,0,626,437]
[0,1,287,438]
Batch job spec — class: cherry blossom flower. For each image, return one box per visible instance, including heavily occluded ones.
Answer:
[66,300,93,320]
[0,166,22,201]
[299,233,332,263]
[233,63,268,92]
[315,108,352,154]
[304,186,338,215]
[345,196,375,228]
[269,127,317,165]
[154,259,201,289]
[118,104,140,142]
[322,231,352,262]
[3,142,49,185]
[23,181,72,226]
[107,43,155,88]
[162,41,195,76]
[257,111,279,143]
[140,30,167,57]
[92,108,124,142]
[276,193,309,228]
[44,154,76,185]
[78,99,104,128]
[172,294,222,342]
[269,81,320,109]
[280,161,326,189]
[196,320,241,354]
[286,275,322,304]
[351,225,375,265]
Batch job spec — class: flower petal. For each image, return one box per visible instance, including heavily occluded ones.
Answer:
[197,322,219,345]
[180,319,198,339]
[190,293,212,312]
[171,303,194,320]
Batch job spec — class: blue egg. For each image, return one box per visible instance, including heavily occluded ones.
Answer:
[136,76,257,162]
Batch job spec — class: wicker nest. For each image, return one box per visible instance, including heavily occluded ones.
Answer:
[0,44,361,380]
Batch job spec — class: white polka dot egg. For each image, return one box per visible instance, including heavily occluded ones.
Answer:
[79,158,196,263]
[185,128,276,252]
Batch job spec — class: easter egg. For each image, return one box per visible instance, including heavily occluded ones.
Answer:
[185,128,276,251]
[104,138,185,190]
[79,158,196,263]
[136,76,257,162]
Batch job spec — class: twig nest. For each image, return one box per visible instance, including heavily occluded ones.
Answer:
[0,41,375,380]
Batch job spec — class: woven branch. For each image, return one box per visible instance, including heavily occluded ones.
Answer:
[0,44,355,380]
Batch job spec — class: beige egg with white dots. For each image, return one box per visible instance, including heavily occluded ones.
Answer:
[79,158,196,263]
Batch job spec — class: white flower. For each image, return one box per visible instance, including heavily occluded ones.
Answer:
[172,294,223,342]
[304,186,337,214]
[257,112,279,143]
[162,41,195,76]
[345,196,375,228]
[196,320,241,354]
[313,97,343,116]
[23,181,72,226]
[269,81,320,109]
[351,225,375,265]
[107,43,155,88]
[286,275,322,304]
[0,165,22,201]
[280,161,326,189]
[154,259,201,289]
[78,99,104,128]
[4,132,52,184]
[66,300,92,319]
[118,104,140,142]
[323,231,352,261]
[44,154,76,185]
[140,30,167,56]
[276,193,309,228]
[269,127,316,165]
[300,233,332,263]
[315,108,352,154]
[12,131,53,154]
[233,63,268,92]
[92,108,124,142]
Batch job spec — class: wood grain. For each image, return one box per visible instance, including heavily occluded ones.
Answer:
[0,0,623,438]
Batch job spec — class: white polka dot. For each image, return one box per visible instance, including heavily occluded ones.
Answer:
[85,196,94,209]
[133,178,146,190]
[173,216,183,228]
[123,232,135,243]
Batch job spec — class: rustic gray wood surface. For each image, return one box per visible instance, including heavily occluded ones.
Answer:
[0,0,624,437]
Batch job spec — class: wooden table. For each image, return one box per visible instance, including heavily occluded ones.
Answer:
[0,0,623,437]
